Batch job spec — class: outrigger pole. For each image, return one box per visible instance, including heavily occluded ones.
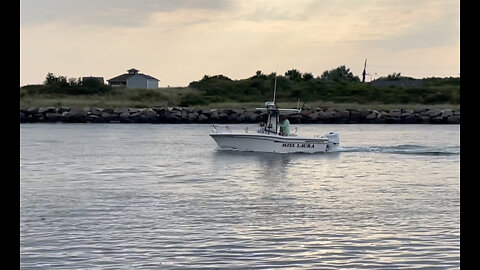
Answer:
[273,72,277,105]
[272,74,279,134]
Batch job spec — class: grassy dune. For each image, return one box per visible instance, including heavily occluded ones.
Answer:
[199,101,460,111]
[20,86,201,109]
[20,89,459,111]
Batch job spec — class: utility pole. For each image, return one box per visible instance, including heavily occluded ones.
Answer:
[362,58,367,83]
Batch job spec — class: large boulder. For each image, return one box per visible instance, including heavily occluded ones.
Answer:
[441,109,453,118]
[382,109,401,123]
[58,107,71,114]
[209,110,219,122]
[45,112,61,122]
[101,112,113,122]
[198,114,209,122]
[167,115,181,123]
[428,109,442,117]
[300,109,313,116]
[348,110,362,123]
[20,112,26,123]
[332,110,349,123]
[118,112,131,123]
[430,116,446,124]
[338,110,350,118]
[420,115,430,124]
[217,111,229,122]
[25,107,39,115]
[32,113,45,122]
[256,112,268,122]
[166,108,182,123]
[38,107,57,114]
[64,108,88,122]
[401,110,414,121]
[317,111,335,121]
[169,108,182,118]
[89,107,104,116]
[113,107,130,114]
[388,109,402,117]
[243,111,258,122]
[144,109,159,123]
[306,111,318,122]
[227,112,239,122]
[181,109,188,120]
[86,114,103,123]
[366,110,381,120]
[155,108,170,122]
[129,111,146,123]
[447,115,460,124]
[288,113,302,124]
[403,113,419,124]
[237,114,245,123]
[187,112,199,122]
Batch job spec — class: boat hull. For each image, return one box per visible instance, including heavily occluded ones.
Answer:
[210,133,335,153]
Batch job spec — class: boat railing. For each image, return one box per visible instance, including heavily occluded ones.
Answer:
[211,124,232,133]
[212,124,298,136]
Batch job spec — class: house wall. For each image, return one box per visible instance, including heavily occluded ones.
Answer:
[146,79,159,89]
[127,75,147,88]
[127,75,159,89]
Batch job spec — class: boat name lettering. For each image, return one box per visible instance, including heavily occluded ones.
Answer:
[282,143,315,148]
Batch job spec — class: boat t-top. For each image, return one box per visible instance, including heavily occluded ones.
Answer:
[209,75,340,153]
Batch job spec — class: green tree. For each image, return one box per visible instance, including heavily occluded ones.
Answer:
[386,72,402,80]
[302,72,314,81]
[321,65,360,82]
[44,72,57,86]
[253,70,267,79]
[82,77,104,88]
[68,77,80,87]
[44,72,69,87]
[285,69,302,81]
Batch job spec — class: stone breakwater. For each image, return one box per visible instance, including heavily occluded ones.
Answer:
[20,106,460,124]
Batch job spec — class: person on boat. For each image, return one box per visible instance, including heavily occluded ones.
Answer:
[279,115,290,136]
[257,122,266,133]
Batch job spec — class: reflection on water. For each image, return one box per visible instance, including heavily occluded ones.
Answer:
[213,150,341,180]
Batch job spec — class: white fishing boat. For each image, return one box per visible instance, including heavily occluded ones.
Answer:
[209,75,340,153]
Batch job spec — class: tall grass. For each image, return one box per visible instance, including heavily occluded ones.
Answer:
[20,86,200,109]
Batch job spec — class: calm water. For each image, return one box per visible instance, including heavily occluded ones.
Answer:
[20,123,460,269]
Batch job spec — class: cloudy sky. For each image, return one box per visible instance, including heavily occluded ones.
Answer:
[20,0,459,87]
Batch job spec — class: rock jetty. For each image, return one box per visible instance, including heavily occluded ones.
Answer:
[20,106,460,124]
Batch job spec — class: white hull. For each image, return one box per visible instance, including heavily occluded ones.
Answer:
[210,132,338,153]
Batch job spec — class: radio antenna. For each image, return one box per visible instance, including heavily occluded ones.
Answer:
[273,73,277,105]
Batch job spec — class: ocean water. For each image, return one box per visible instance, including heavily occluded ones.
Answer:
[20,123,460,269]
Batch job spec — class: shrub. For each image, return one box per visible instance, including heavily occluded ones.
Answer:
[179,93,209,107]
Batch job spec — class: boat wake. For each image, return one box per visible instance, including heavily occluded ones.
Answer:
[335,144,460,156]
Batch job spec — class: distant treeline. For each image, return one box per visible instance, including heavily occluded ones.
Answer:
[22,72,112,95]
[20,67,460,107]
[185,66,460,106]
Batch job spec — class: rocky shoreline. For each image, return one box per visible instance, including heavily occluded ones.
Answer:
[20,106,460,124]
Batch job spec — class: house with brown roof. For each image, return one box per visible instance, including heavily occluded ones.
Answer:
[107,68,159,89]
